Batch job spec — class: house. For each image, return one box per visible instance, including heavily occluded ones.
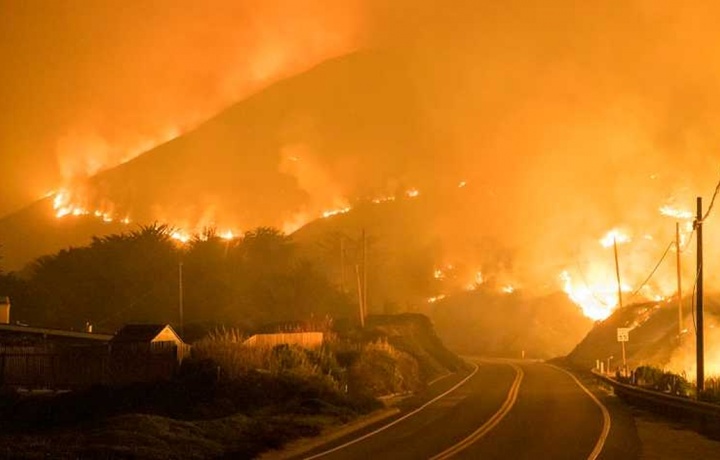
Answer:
[110,324,190,362]
[0,324,112,347]
[243,331,324,349]
[0,319,112,389]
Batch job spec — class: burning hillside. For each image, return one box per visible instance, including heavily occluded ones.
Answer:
[4,2,720,337]
[567,297,720,381]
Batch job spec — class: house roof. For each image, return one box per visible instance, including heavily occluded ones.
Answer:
[0,324,112,342]
[111,324,180,343]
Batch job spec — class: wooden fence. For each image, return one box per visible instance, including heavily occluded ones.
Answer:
[243,332,324,349]
[0,345,180,389]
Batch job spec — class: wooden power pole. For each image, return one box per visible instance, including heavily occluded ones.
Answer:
[340,236,346,293]
[613,237,623,309]
[696,197,705,394]
[676,222,683,335]
[355,264,364,327]
[362,229,367,322]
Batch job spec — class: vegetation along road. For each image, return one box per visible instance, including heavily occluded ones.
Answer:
[294,359,631,460]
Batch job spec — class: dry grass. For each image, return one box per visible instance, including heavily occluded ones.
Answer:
[0,412,335,459]
[0,316,458,458]
[192,327,342,384]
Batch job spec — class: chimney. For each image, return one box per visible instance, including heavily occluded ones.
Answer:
[0,297,10,324]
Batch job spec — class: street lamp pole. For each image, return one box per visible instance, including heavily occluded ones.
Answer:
[178,261,184,338]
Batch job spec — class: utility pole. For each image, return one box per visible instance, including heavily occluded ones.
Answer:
[178,261,184,339]
[696,197,705,394]
[355,264,364,327]
[613,236,623,309]
[362,229,368,322]
[340,236,346,293]
[676,222,683,335]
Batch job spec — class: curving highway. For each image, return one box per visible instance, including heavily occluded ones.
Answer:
[296,359,626,460]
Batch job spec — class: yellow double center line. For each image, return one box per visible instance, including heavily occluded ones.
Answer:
[430,362,524,460]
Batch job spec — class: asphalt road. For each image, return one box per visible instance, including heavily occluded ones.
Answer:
[297,359,636,460]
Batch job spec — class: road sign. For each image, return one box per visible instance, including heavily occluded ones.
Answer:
[617,327,630,342]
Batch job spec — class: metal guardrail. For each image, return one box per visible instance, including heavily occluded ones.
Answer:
[592,370,720,421]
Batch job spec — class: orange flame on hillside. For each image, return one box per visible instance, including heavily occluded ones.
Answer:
[48,179,702,325]
[51,188,131,225]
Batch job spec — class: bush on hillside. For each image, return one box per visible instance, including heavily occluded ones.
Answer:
[347,339,421,398]
[633,365,692,397]
[700,377,720,404]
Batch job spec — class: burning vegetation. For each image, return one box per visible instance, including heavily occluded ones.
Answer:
[4,2,720,379]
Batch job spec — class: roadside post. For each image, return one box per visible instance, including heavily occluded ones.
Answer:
[617,327,630,376]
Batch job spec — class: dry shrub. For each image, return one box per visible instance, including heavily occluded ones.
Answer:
[347,339,420,398]
[193,328,342,385]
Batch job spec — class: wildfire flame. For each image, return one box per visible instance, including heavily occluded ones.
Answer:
[48,181,698,327]
[659,205,694,220]
[51,188,131,225]
[599,228,631,248]
[560,271,619,321]
[219,230,236,241]
[427,294,446,304]
[170,231,191,244]
[322,206,352,219]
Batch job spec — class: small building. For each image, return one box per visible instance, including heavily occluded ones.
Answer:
[110,324,189,362]
[243,331,324,349]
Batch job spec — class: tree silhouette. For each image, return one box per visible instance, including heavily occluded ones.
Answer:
[11,224,351,334]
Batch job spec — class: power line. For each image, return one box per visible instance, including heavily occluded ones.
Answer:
[691,265,700,334]
[701,175,720,222]
[682,227,696,252]
[627,240,674,301]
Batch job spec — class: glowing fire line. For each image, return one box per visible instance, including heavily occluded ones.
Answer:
[48,184,698,323]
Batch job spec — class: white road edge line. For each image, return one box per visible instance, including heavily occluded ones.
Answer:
[428,372,454,386]
[549,365,611,460]
[430,362,524,460]
[303,362,480,459]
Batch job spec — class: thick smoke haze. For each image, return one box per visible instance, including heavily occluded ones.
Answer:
[3,1,720,314]
[0,0,364,215]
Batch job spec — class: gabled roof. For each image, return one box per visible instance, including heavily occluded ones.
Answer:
[111,324,179,343]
